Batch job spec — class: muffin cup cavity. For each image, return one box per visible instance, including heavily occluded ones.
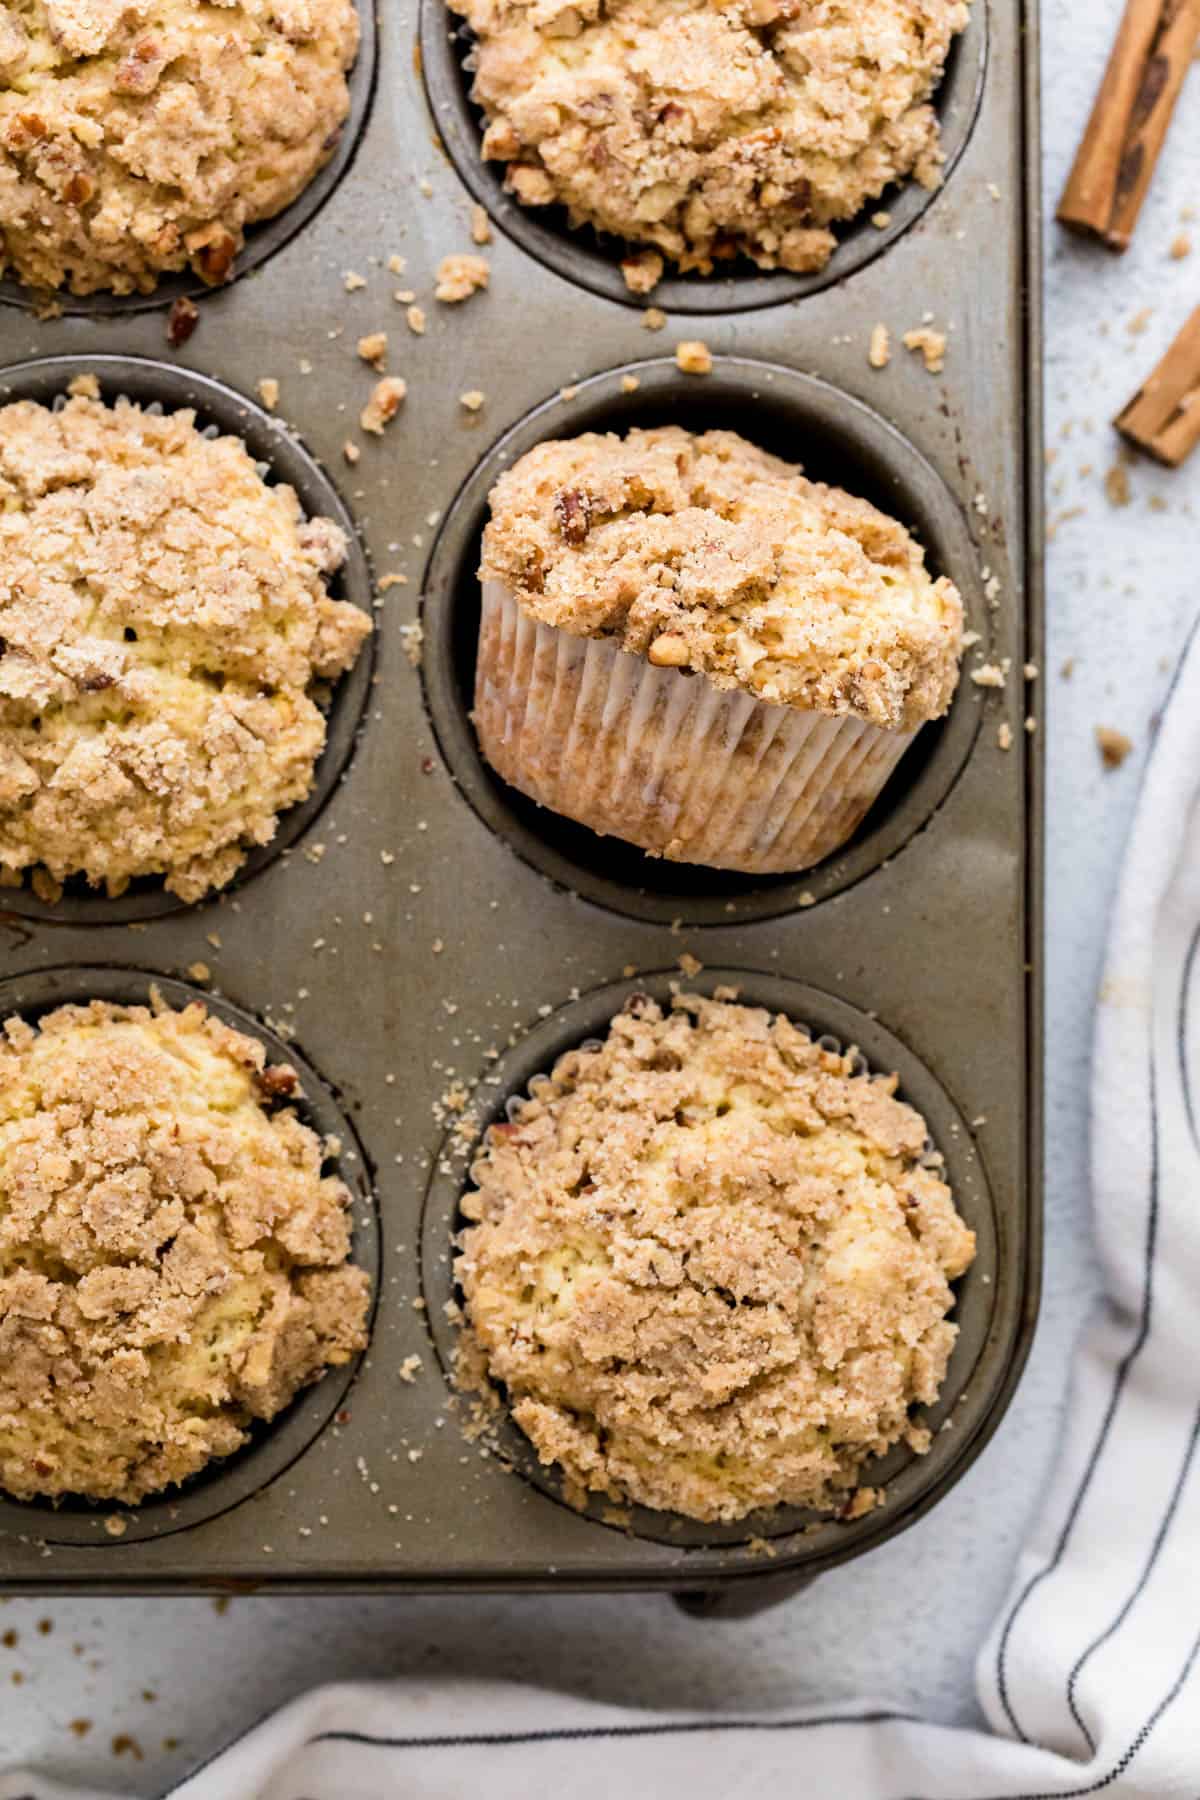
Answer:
[0,965,380,1548]
[0,355,375,927]
[421,356,984,927]
[0,2,378,318]
[420,968,999,1556]
[419,0,987,315]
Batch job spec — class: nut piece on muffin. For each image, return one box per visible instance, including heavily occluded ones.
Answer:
[457,991,975,1524]
[473,424,963,873]
[0,0,359,296]
[450,0,970,288]
[0,995,370,1505]
[0,390,372,903]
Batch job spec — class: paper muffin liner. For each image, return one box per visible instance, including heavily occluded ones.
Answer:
[473,581,916,875]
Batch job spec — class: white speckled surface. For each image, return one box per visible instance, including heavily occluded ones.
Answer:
[3,3,1199,1791]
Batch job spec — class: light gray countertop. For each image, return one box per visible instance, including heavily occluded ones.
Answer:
[4,2,1199,1789]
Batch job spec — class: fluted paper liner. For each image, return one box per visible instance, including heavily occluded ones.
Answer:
[473,581,916,874]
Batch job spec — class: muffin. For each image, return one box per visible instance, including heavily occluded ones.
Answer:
[473,425,963,874]
[0,390,371,903]
[457,991,975,1523]
[450,0,970,288]
[0,995,370,1505]
[0,0,359,296]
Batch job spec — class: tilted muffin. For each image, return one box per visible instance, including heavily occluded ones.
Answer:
[0,0,359,296]
[474,425,963,873]
[0,390,371,903]
[457,991,975,1523]
[0,996,370,1505]
[451,0,969,289]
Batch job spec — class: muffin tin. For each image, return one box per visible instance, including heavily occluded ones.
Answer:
[0,0,1043,1611]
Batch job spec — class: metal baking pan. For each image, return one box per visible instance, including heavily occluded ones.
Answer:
[0,0,1042,1610]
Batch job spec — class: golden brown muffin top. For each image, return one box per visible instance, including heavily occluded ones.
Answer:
[480,426,963,731]
[0,0,359,295]
[0,391,371,902]
[457,990,975,1522]
[0,996,370,1504]
[453,0,969,285]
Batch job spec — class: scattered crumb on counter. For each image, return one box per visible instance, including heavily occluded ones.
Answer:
[256,377,280,411]
[343,440,361,465]
[868,323,891,369]
[460,390,485,411]
[1170,232,1192,260]
[1104,464,1131,507]
[1096,726,1133,770]
[343,270,367,292]
[470,204,492,245]
[642,307,666,331]
[387,254,406,275]
[406,305,426,335]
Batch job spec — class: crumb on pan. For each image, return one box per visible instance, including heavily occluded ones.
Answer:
[0,393,371,902]
[0,0,359,296]
[675,339,713,375]
[456,991,974,1523]
[480,425,963,731]
[0,996,370,1504]
[435,252,490,303]
[902,326,946,373]
[361,376,407,434]
[452,0,969,285]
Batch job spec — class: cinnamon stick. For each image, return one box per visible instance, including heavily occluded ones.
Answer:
[1115,307,1200,465]
[1057,0,1200,250]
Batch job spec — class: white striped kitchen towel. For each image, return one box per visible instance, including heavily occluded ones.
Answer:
[8,623,1200,1799]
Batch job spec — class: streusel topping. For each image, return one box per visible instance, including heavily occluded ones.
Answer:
[457,992,975,1523]
[0,393,371,902]
[0,0,359,296]
[0,997,370,1505]
[452,0,969,284]
[480,426,963,730]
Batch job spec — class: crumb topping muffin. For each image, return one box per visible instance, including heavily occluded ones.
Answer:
[0,997,370,1504]
[480,425,963,732]
[0,0,359,296]
[452,0,970,285]
[457,991,975,1523]
[0,392,371,903]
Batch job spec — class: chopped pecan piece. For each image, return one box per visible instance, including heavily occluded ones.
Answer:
[185,222,238,286]
[114,37,167,95]
[165,296,199,347]
[554,487,591,545]
[62,170,95,206]
[257,1065,299,1099]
